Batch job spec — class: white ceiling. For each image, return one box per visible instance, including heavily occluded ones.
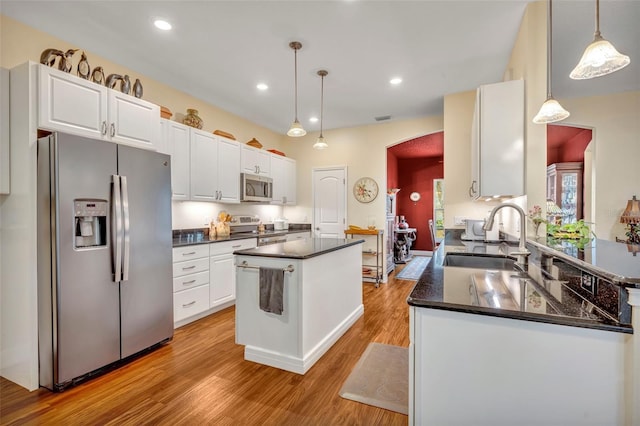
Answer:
[2,1,638,134]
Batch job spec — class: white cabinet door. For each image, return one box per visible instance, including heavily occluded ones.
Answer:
[210,253,235,306]
[283,157,297,205]
[216,136,241,203]
[162,119,190,200]
[107,90,160,150]
[241,145,271,176]
[270,154,296,205]
[470,79,524,199]
[190,129,218,201]
[38,64,161,151]
[38,65,108,139]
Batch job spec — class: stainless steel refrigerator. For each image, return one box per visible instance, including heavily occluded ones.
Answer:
[37,132,173,391]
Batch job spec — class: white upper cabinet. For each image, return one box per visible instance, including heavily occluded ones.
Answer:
[270,154,296,205]
[190,129,219,201]
[189,130,240,203]
[216,136,241,203]
[38,64,160,151]
[241,144,271,176]
[161,119,190,200]
[469,79,524,199]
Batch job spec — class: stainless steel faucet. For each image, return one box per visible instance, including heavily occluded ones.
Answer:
[484,203,530,268]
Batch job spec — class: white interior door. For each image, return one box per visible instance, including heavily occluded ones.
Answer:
[313,167,347,238]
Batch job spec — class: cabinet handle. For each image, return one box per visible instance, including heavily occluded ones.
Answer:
[182,279,196,285]
[218,191,222,200]
[232,244,242,248]
[101,121,107,135]
[182,251,196,256]
[469,180,477,197]
[182,301,196,308]
[110,123,115,137]
[282,196,287,204]
[182,265,196,270]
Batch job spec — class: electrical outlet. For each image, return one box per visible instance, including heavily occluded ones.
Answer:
[580,271,597,295]
[454,216,467,226]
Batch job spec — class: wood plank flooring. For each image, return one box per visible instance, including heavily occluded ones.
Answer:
[0,269,416,425]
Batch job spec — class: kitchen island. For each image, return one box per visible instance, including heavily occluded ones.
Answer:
[234,238,364,374]
[407,230,638,426]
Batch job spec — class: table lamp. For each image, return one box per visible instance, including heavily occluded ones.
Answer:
[620,195,640,245]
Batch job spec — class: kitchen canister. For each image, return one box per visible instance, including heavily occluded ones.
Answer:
[183,108,203,129]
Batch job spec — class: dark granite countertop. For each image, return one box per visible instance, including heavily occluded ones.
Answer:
[172,225,311,247]
[407,230,632,334]
[529,237,640,286]
[234,238,363,260]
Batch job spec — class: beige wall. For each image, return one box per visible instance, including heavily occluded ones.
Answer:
[0,15,284,152]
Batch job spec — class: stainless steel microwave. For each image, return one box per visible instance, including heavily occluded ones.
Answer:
[241,173,273,202]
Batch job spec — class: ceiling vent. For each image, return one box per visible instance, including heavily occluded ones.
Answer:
[375,115,391,122]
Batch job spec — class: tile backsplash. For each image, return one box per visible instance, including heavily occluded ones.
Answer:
[171,201,285,230]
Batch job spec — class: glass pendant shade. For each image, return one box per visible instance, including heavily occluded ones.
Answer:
[313,135,328,150]
[287,41,306,138]
[533,97,570,124]
[313,69,329,150]
[570,35,630,79]
[287,119,306,137]
[533,0,569,124]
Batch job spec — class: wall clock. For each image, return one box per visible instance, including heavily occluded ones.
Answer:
[353,177,379,203]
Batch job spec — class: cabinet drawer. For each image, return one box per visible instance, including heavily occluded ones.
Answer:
[173,270,209,292]
[209,238,256,256]
[173,244,209,261]
[173,257,209,278]
[173,284,209,322]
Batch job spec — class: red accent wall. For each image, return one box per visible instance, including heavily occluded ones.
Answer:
[396,157,444,251]
[547,127,592,165]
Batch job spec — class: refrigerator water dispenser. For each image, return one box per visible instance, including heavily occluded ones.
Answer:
[74,200,107,248]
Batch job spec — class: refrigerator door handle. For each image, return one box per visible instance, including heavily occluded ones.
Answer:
[121,175,130,281]
[112,174,123,282]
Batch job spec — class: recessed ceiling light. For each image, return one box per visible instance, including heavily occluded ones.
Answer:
[309,117,319,123]
[154,19,172,31]
[390,77,402,85]
[256,83,268,91]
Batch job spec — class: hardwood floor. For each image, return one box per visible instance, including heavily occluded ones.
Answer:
[0,269,416,425]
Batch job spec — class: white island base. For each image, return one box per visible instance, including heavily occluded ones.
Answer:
[235,240,363,374]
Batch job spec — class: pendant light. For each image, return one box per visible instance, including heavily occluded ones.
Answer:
[533,0,570,124]
[313,70,329,150]
[570,0,630,80]
[287,41,306,137]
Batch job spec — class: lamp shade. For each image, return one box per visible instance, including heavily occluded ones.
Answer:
[620,195,640,224]
[287,119,306,137]
[546,199,564,216]
[313,135,328,150]
[533,97,570,124]
[570,35,631,80]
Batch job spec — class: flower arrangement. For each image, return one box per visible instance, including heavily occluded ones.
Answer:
[528,205,545,237]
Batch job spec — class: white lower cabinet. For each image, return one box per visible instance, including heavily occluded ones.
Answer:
[173,238,257,327]
[172,245,210,323]
[209,238,256,308]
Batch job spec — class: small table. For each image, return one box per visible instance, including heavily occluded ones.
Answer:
[394,228,417,264]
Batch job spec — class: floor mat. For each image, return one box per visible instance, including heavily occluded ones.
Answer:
[395,256,431,280]
[339,342,408,415]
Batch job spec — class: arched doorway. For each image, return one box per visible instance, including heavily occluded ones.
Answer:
[387,131,444,254]
[547,124,593,225]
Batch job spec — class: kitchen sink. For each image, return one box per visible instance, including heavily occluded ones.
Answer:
[443,253,515,270]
